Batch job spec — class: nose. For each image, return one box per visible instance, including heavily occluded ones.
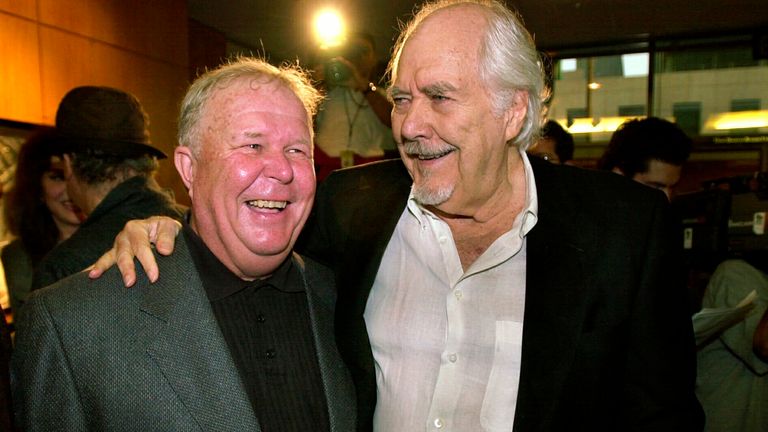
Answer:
[263,150,294,184]
[396,98,431,143]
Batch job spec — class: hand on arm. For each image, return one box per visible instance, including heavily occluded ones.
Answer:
[87,216,181,286]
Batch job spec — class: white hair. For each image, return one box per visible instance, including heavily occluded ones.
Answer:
[389,0,548,150]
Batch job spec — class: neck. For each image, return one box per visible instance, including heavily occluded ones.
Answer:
[439,153,528,270]
[77,173,139,215]
[54,220,79,243]
[188,214,286,281]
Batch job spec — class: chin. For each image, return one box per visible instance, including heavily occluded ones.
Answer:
[245,236,294,257]
[413,184,454,207]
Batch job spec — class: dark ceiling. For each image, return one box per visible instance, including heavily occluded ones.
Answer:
[188,0,768,62]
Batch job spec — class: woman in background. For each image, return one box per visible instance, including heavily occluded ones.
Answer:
[1,128,82,314]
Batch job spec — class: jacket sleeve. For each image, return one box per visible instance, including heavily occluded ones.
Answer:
[621,194,704,431]
[11,291,88,431]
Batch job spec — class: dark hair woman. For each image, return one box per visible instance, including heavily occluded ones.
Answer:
[2,128,82,313]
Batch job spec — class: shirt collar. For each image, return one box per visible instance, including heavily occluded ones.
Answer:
[182,222,300,302]
[406,148,539,236]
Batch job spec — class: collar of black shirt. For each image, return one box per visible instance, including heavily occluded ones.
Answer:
[181,222,302,302]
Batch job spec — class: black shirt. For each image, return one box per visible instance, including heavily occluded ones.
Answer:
[183,224,330,431]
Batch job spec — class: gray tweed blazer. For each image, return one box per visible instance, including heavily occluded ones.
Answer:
[11,235,355,431]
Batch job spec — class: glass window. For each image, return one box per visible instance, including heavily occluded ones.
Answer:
[548,36,768,143]
[673,102,702,137]
[654,44,768,137]
[550,53,649,143]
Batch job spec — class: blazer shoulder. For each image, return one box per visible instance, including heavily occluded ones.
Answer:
[26,239,194,322]
[321,158,410,196]
[295,253,333,276]
[533,159,667,215]
[293,253,335,293]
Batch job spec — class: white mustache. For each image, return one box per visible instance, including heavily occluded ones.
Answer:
[401,141,456,158]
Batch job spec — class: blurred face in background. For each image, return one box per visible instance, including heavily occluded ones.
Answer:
[349,36,376,80]
[629,159,682,201]
[41,155,82,235]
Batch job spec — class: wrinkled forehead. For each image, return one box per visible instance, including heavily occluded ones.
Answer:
[391,4,488,82]
[197,81,311,145]
[202,80,311,133]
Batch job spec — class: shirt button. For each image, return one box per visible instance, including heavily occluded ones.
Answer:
[265,349,276,359]
[454,290,462,300]
[448,353,457,363]
[434,418,444,428]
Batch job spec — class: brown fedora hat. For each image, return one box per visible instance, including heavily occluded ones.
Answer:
[55,86,167,159]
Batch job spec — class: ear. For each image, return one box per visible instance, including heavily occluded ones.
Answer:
[503,90,529,143]
[174,146,196,200]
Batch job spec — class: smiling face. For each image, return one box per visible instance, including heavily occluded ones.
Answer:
[41,156,82,234]
[176,77,315,279]
[390,4,527,217]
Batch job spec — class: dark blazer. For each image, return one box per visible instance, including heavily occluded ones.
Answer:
[32,176,186,291]
[298,157,704,431]
[12,235,355,431]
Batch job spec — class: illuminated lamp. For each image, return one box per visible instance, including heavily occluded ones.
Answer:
[703,110,768,131]
[313,8,346,49]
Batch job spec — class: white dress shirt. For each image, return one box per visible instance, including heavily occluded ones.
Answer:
[364,151,539,431]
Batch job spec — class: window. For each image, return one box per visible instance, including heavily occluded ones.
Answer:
[548,34,768,142]
[550,53,649,142]
[654,42,768,137]
[673,102,702,137]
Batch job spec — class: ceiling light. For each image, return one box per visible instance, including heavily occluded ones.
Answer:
[313,8,346,49]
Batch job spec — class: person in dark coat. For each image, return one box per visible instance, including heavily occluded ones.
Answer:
[31,86,185,290]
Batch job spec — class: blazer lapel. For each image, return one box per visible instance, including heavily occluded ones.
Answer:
[514,161,591,430]
[297,254,356,432]
[349,177,410,315]
[336,160,411,428]
[140,239,260,431]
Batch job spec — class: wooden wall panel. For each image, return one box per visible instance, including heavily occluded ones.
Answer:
[37,0,187,65]
[0,12,42,123]
[1,1,192,202]
[38,26,190,202]
[0,0,36,19]
[188,19,227,80]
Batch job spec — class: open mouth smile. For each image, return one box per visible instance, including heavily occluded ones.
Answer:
[412,148,455,161]
[246,199,287,210]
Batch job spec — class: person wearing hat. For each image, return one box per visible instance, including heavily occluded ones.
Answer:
[29,86,185,290]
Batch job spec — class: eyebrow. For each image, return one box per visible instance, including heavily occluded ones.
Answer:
[243,131,312,148]
[421,81,457,96]
[389,81,458,99]
[243,131,264,139]
[388,86,408,100]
